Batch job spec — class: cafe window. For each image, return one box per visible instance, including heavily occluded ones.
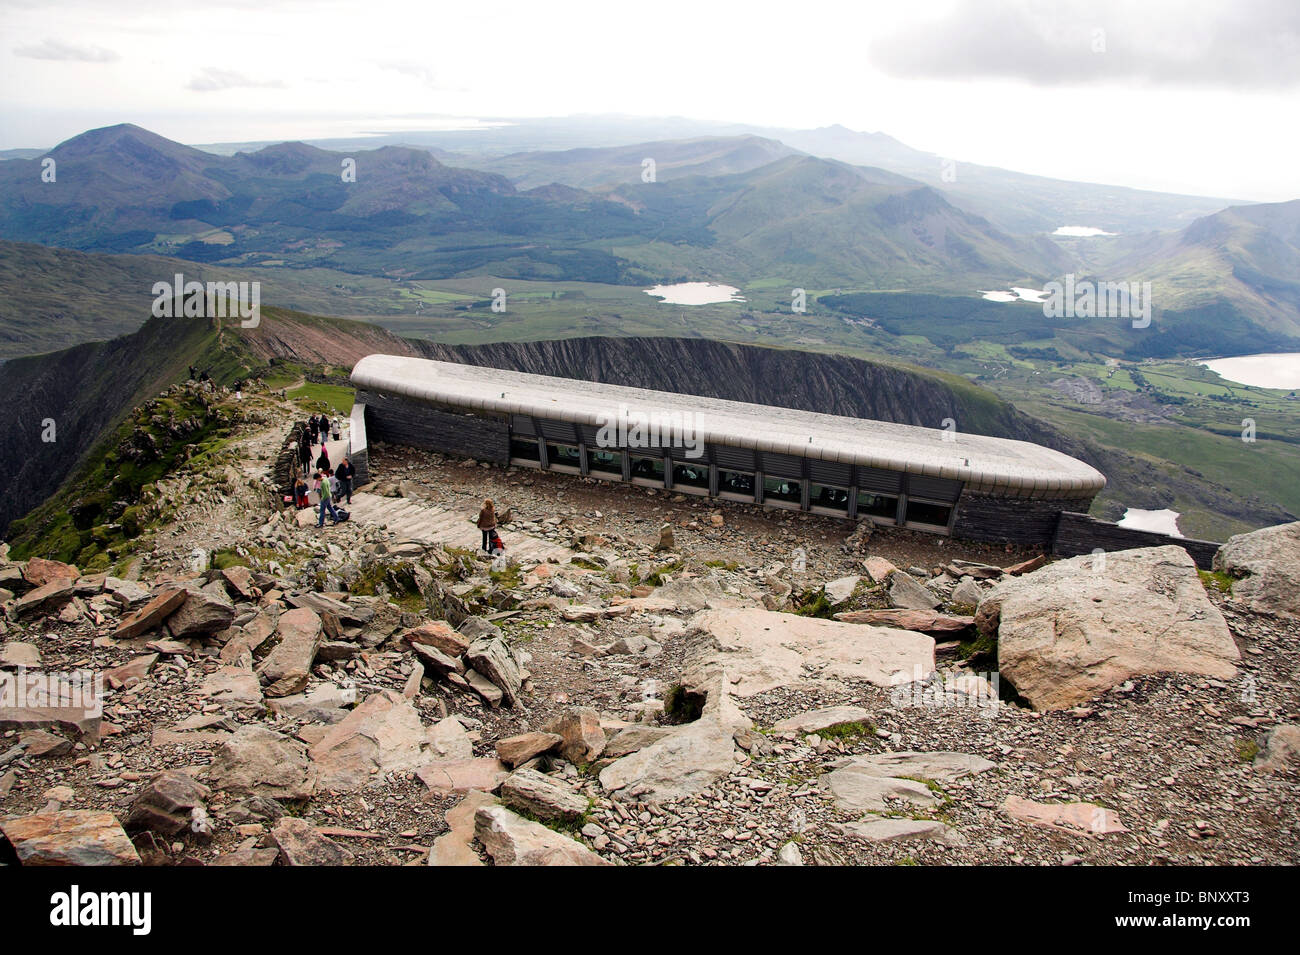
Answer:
[630,455,665,484]
[672,462,710,490]
[509,436,541,463]
[587,448,623,477]
[545,443,581,471]
[718,469,756,500]
[905,499,953,529]
[858,492,899,522]
[810,483,850,515]
[763,476,802,506]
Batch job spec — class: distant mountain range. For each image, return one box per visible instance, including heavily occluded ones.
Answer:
[0,123,1070,291]
[1096,198,1300,339]
[1,122,1298,360]
[191,114,1248,234]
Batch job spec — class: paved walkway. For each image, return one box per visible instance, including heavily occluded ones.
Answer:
[298,490,569,563]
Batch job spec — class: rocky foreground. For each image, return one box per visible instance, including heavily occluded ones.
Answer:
[1,395,1297,867]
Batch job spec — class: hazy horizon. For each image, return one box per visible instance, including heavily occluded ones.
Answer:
[2,0,1298,202]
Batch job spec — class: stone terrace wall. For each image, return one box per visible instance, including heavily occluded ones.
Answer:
[1051,511,1220,569]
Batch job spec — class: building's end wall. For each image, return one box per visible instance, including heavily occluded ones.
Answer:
[952,492,1084,547]
[356,390,510,465]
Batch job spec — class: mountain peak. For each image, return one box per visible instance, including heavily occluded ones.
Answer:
[49,123,212,167]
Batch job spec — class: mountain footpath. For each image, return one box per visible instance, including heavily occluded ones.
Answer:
[1,380,1297,866]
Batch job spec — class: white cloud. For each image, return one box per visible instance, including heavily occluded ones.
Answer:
[187,67,285,92]
[13,37,118,62]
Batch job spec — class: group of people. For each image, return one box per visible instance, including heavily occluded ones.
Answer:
[308,412,341,445]
[295,461,354,527]
[290,411,356,529]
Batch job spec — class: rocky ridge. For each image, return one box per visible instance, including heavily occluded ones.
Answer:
[1,394,1298,867]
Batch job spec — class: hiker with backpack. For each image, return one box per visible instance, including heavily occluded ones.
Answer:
[336,457,356,504]
[476,498,497,552]
[315,470,341,527]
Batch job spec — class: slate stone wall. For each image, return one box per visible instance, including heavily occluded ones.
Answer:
[356,390,509,464]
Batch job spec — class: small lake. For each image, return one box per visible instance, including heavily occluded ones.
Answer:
[644,282,745,305]
[1118,507,1183,537]
[1199,353,1300,390]
[1052,226,1118,237]
[979,286,1046,303]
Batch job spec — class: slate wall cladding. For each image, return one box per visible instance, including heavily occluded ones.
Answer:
[1052,511,1220,569]
[356,390,509,464]
[952,492,1073,546]
[349,448,370,487]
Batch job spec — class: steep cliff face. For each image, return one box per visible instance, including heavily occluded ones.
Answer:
[0,317,216,538]
[0,308,425,536]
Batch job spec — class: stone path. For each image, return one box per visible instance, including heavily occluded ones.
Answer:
[301,491,569,564]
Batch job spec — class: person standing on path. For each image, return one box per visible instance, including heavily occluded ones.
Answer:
[316,470,341,526]
[336,457,356,504]
[476,498,497,552]
[298,424,312,473]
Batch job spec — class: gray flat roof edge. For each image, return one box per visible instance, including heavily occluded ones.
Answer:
[352,355,1106,498]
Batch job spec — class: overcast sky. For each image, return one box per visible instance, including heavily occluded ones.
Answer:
[2,0,1297,201]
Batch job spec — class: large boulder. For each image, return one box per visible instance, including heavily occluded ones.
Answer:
[166,585,235,639]
[820,751,994,813]
[207,725,317,800]
[113,588,187,640]
[979,546,1239,711]
[23,557,79,588]
[464,637,522,706]
[1213,521,1300,617]
[541,707,606,764]
[473,805,610,866]
[0,810,139,865]
[887,571,941,611]
[499,768,589,822]
[405,620,470,656]
[308,690,430,791]
[598,717,736,803]
[683,608,935,698]
[270,817,354,865]
[125,770,211,837]
[255,608,322,698]
[496,732,562,768]
[11,579,78,619]
[598,673,747,803]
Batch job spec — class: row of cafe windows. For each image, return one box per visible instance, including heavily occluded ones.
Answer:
[507,415,962,532]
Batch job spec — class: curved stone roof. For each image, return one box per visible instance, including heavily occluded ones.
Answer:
[351,354,1106,499]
